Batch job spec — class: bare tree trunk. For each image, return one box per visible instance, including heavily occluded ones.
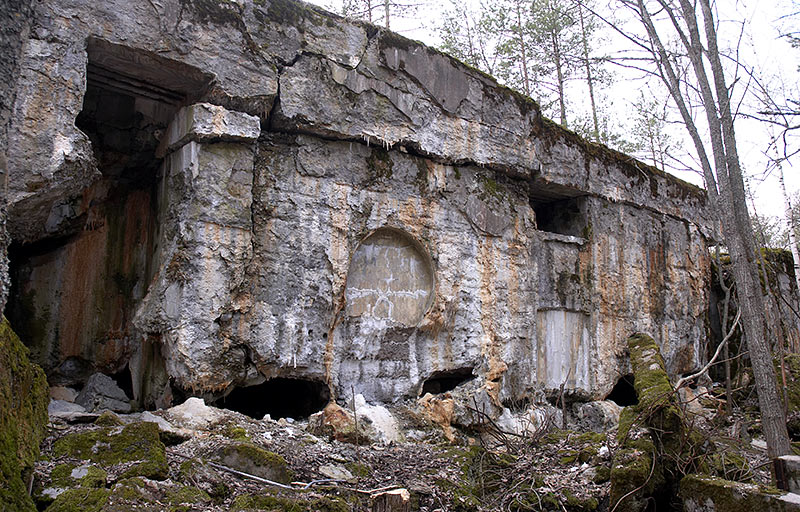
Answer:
[552,29,567,127]
[631,0,791,463]
[578,4,599,140]
[696,0,791,460]
[384,0,390,28]
[515,2,531,96]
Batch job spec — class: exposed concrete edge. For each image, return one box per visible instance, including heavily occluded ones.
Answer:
[157,103,261,158]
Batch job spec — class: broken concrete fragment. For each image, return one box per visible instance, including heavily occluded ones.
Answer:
[212,441,293,484]
[781,455,800,494]
[318,463,354,481]
[47,399,98,424]
[49,386,79,402]
[164,397,225,431]
[573,400,622,433]
[308,402,374,445]
[350,394,402,445]
[48,399,86,416]
[417,393,456,442]
[76,373,131,413]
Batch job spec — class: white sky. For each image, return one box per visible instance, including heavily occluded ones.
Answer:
[309,0,800,221]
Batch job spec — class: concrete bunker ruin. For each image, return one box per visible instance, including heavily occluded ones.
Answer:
[1,0,714,418]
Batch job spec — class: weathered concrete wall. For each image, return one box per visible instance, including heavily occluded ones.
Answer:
[0,0,35,316]
[2,0,713,409]
[242,135,537,404]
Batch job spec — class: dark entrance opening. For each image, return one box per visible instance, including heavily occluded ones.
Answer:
[605,374,638,406]
[109,364,134,401]
[216,378,330,420]
[420,368,475,396]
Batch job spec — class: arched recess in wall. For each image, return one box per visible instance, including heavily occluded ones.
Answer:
[344,227,435,326]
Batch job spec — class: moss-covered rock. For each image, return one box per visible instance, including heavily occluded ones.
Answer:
[708,449,753,482]
[45,487,111,512]
[220,422,250,442]
[94,411,124,427]
[0,316,49,511]
[34,463,108,509]
[100,476,168,510]
[680,474,789,512]
[610,439,665,512]
[51,463,107,489]
[345,461,371,478]
[230,493,349,512]
[214,441,293,484]
[166,485,212,512]
[53,421,168,480]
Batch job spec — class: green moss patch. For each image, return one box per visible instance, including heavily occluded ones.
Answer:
[45,487,111,512]
[53,421,168,480]
[220,422,251,442]
[0,316,49,511]
[94,411,124,427]
[345,461,371,478]
[166,485,212,512]
[230,494,349,512]
[51,463,107,489]
[680,474,787,512]
[214,441,293,484]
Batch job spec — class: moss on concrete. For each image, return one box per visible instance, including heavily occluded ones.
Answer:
[679,474,788,512]
[166,485,212,512]
[365,147,393,184]
[220,422,251,442]
[53,421,168,480]
[610,441,665,512]
[45,487,111,512]
[0,316,49,511]
[216,441,293,484]
[610,333,705,512]
[94,411,124,427]
[230,493,349,512]
[345,461,371,478]
[50,463,108,489]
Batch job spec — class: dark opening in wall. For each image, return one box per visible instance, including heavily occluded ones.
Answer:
[216,378,330,420]
[605,374,638,406]
[110,364,134,401]
[420,368,475,396]
[5,40,217,394]
[531,196,588,237]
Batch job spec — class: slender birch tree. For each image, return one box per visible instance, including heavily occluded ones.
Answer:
[616,0,792,463]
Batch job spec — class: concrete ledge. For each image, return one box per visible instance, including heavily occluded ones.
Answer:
[158,103,260,157]
[680,474,800,512]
